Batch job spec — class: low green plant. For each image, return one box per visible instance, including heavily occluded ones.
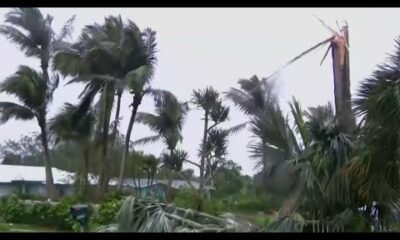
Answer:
[92,192,125,225]
[0,195,79,231]
[255,215,276,231]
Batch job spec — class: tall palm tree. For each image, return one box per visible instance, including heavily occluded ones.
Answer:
[191,87,230,192]
[0,7,75,199]
[49,98,95,199]
[132,91,189,201]
[117,28,158,191]
[53,16,151,196]
[0,66,59,199]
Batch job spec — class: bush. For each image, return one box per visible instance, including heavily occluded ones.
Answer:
[255,215,276,231]
[0,195,80,231]
[92,192,125,225]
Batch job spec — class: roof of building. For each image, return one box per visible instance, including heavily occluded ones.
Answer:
[121,179,200,189]
[0,164,75,184]
[0,165,204,190]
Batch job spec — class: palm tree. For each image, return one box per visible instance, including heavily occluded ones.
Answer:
[200,123,247,189]
[226,76,286,180]
[349,36,400,227]
[0,7,75,199]
[117,28,158,191]
[53,16,151,196]
[0,66,59,199]
[49,98,95,199]
[132,91,189,201]
[191,87,233,192]
[276,102,354,232]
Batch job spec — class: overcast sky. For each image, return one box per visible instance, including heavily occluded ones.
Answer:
[0,8,398,176]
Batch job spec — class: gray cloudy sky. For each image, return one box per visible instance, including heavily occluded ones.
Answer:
[0,8,398,176]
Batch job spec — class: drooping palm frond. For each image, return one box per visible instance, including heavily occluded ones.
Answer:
[98,196,250,232]
[225,76,277,116]
[0,25,41,57]
[131,135,161,146]
[56,15,76,42]
[289,96,310,147]
[223,122,247,136]
[0,102,35,123]
[0,65,46,110]
[267,36,334,79]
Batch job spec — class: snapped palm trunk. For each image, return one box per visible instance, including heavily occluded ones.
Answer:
[331,26,355,134]
[117,95,141,191]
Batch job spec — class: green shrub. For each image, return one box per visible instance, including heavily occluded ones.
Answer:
[0,195,79,231]
[174,188,202,209]
[255,215,276,231]
[203,199,226,215]
[92,192,125,225]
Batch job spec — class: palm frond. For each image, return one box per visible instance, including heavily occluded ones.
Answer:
[131,135,161,146]
[0,102,35,123]
[0,25,41,57]
[56,15,76,42]
[223,122,247,136]
[268,36,334,79]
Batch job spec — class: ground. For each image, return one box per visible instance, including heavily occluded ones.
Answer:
[0,222,59,232]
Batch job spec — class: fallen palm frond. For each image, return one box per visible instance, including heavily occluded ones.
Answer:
[96,196,254,232]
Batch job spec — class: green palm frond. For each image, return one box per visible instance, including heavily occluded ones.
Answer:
[131,135,161,146]
[0,65,46,110]
[223,122,247,136]
[0,25,41,57]
[0,102,35,123]
[98,196,248,232]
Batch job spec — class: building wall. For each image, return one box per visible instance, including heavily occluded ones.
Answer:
[0,184,18,197]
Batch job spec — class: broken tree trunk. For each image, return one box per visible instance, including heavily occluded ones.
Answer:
[330,25,356,134]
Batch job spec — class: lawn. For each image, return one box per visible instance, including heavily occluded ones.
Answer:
[0,223,59,232]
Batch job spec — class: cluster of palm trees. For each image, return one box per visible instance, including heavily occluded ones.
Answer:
[0,8,244,202]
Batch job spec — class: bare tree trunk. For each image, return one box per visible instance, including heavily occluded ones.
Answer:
[117,95,141,191]
[166,167,173,202]
[39,119,56,200]
[39,52,55,200]
[199,111,209,192]
[112,93,122,139]
[331,26,355,134]
[82,144,90,199]
[98,83,115,199]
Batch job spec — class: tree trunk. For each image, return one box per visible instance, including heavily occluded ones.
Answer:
[39,118,56,200]
[98,83,116,198]
[166,166,173,202]
[82,144,90,199]
[199,111,209,192]
[331,26,355,134]
[111,92,122,141]
[39,53,55,200]
[117,95,141,191]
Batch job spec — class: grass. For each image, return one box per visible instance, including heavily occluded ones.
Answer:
[0,222,59,232]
